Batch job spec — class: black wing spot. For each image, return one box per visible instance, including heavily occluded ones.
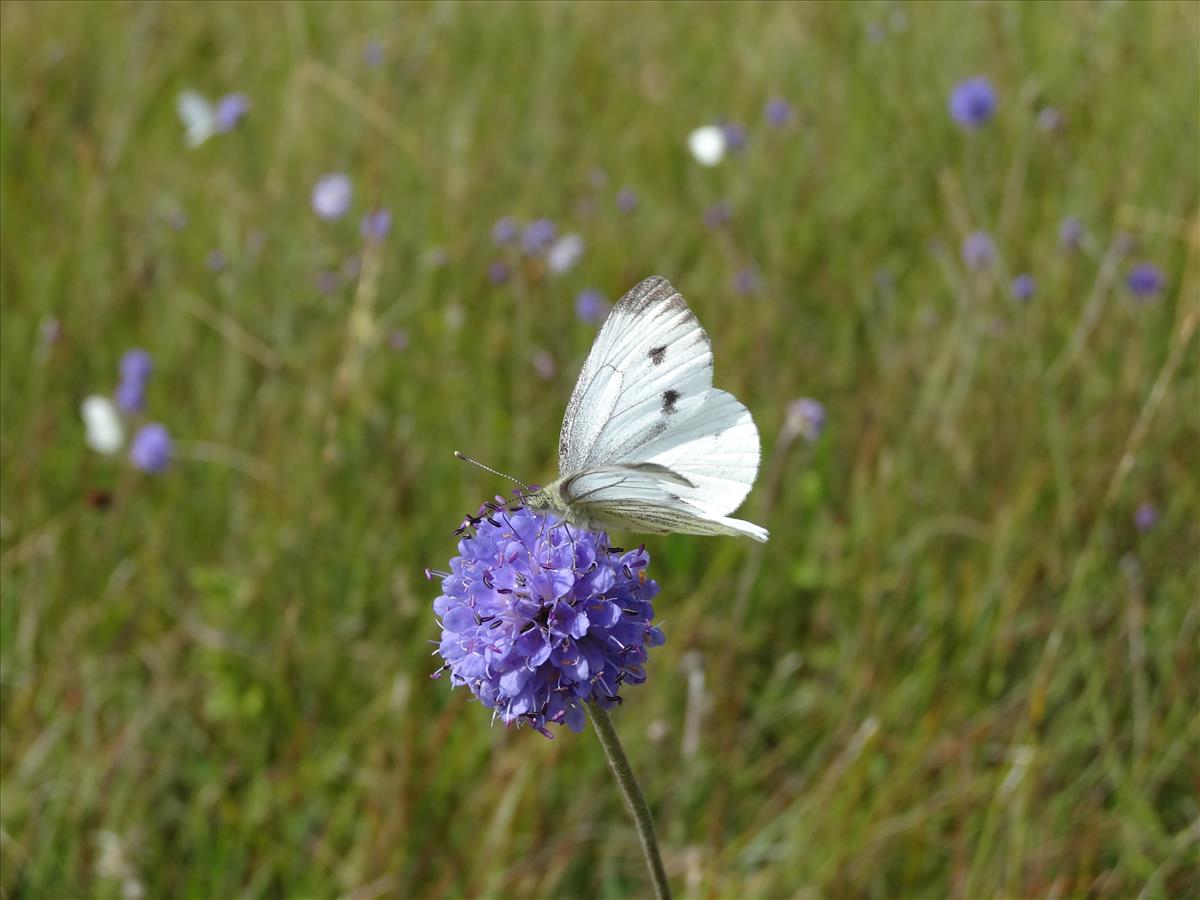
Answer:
[661,389,680,414]
[648,345,667,365]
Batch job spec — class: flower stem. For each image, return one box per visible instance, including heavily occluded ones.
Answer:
[586,704,671,900]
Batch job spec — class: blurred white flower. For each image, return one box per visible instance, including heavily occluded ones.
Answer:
[688,125,726,166]
[546,233,584,274]
[82,395,125,455]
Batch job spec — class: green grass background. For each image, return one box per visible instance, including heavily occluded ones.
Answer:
[2,1,1198,897]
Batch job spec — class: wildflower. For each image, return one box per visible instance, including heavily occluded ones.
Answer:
[214,93,250,132]
[119,349,153,385]
[547,233,584,274]
[311,173,352,220]
[1036,107,1063,132]
[687,125,726,166]
[961,231,996,270]
[487,260,511,285]
[784,398,826,443]
[575,289,608,324]
[129,423,172,474]
[1126,263,1165,299]
[733,267,760,295]
[617,187,638,213]
[431,507,664,737]
[721,121,748,152]
[314,270,340,294]
[41,318,62,345]
[361,208,392,242]
[521,218,557,254]
[82,396,125,455]
[532,350,556,380]
[1134,502,1159,533]
[764,97,792,126]
[389,329,409,351]
[363,41,384,68]
[1059,216,1085,252]
[1011,274,1035,301]
[703,201,732,229]
[205,250,227,272]
[949,77,997,128]
[492,216,518,246]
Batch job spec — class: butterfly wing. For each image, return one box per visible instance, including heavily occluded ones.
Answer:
[557,464,769,542]
[557,276,764,533]
[177,91,216,148]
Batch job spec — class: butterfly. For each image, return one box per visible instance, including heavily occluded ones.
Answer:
[463,276,767,541]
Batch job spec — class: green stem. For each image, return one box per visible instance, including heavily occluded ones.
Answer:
[586,704,671,900]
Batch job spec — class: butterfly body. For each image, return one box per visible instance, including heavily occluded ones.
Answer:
[530,276,768,542]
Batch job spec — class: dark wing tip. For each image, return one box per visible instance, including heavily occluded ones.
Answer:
[619,275,682,316]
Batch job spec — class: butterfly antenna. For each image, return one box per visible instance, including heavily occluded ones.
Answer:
[453,451,532,493]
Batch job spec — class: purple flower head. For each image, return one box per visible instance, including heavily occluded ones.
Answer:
[315,270,340,294]
[361,208,392,242]
[721,121,748,152]
[1036,107,1063,132]
[784,398,826,443]
[389,329,409,351]
[311,173,352,220]
[949,77,997,128]
[41,318,62,345]
[114,379,146,415]
[363,41,385,68]
[129,423,172,474]
[1126,263,1165,299]
[1059,216,1085,252]
[1011,274,1035,302]
[961,231,997,271]
[532,350,556,380]
[522,219,557,255]
[214,93,250,132]
[575,289,609,324]
[733,267,760,295]
[431,508,664,737]
[119,349,153,384]
[617,187,639,214]
[1134,502,1159,533]
[492,216,518,246]
[764,97,792,127]
[205,249,227,272]
[704,201,732,230]
[487,260,511,285]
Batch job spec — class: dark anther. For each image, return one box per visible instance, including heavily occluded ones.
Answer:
[497,588,513,595]
[623,565,633,579]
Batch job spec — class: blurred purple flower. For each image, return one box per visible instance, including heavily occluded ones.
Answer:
[721,121,748,152]
[311,173,352,220]
[704,201,732,229]
[205,249,227,272]
[120,349,153,385]
[1011,274,1035,302]
[733,267,760,295]
[617,187,639,213]
[214,94,250,132]
[129,423,172,473]
[1134,502,1159,533]
[575,289,608,324]
[764,97,792,126]
[114,378,145,414]
[341,255,362,280]
[547,233,584,274]
[361,208,392,241]
[168,209,189,231]
[1059,216,1085,252]
[522,219,557,254]
[962,231,996,270]
[315,270,340,294]
[533,350,556,380]
[1036,107,1063,132]
[41,318,62,345]
[1127,263,1165,299]
[785,398,826,443]
[487,260,511,285]
[363,41,384,68]
[949,77,997,128]
[389,329,409,351]
[492,216,518,246]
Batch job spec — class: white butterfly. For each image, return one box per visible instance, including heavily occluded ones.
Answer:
[519,275,768,541]
[177,90,218,148]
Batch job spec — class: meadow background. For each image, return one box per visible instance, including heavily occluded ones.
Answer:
[2,1,1198,897]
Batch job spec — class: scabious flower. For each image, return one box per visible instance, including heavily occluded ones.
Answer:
[129,423,172,473]
[688,125,726,166]
[487,260,511,285]
[733,267,760,295]
[721,121,748,152]
[431,507,664,737]
[949,77,997,128]
[764,97,792,126]
[704,201,732,229]
[361,208,392,241]
[962,231,997,270]
[311,173,352,220]
[522,218,557,254]
[1126,263,1165,299]
[214,93,250,132]
[1059,216,1085,252]
[1011,274,1035,302]
[575,288,608,323]
[532,349,556,380]
[363,40,385,68]
[205,249,227,272]
[492,216,518,246]
[546,233,584,274]
[1134,502,1159,533]
[115,349,153,413]
[120,349,153,385]
[784,398,826,443]
[617,187,638,213]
